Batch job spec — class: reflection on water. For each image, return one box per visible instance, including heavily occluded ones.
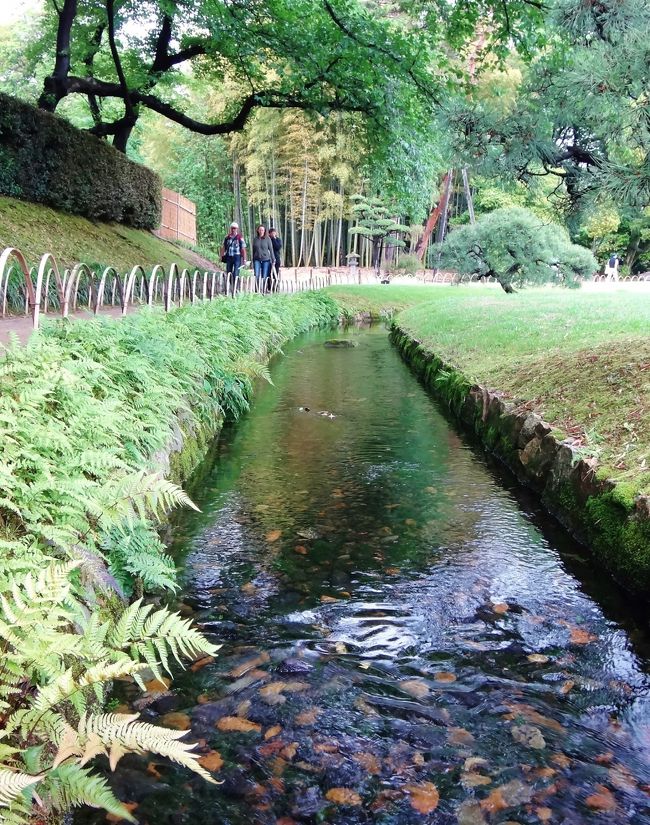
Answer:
[80,327,650,824]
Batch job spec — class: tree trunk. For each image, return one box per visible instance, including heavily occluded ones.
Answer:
[39,0,78,111]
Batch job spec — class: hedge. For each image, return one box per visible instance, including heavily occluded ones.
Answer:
[0,93,161,229]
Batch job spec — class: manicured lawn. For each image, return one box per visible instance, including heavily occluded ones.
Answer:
[331,284,650,490]
[326,284,441,315]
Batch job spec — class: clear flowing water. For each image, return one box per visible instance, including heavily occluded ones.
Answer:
[87,326,650,824]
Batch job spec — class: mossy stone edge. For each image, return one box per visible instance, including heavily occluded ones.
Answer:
[390,324,650,594]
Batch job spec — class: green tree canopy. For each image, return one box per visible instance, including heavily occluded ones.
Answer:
[440,207,597,292]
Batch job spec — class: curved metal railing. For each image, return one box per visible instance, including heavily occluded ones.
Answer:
[0,248,366,331]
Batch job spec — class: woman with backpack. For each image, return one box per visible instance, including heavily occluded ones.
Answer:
[221,222,247,293]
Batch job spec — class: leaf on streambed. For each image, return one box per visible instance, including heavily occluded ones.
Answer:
[504,702,564,733]
[294,545,308,555]
[145,677,172,691]
[266,529,282,543]
[282,743,299,761]
[558,620,598,645]
[325,788,363,806]
[511,725,546,749]
[190,655,215,672]
[404,518,417,526]
[609,764,638,791]
[236,699,251,717]
[425,487,437,494]
[384,567,401,576]
[228,652,270,678]
[551,753,571,769]
[433,671,457,683]
[492,602,509,614]
[479,779,533,814]
[106,802,139,823]
[295,708,321,726]
[260,680,310,696]
[400,679,430,699]
[560,680,575,695]
[462,773,492,788]
[320,595,339,603]
[353,752,382,775]
[216,716,262,733]
[240,582,258,596]
[536,806,553,821]
[585,784,617,812]
[527,654,550,664]
[405,782,440,814]
[160,712,191,730]
[457,801,488,825]
[264,725,282,740]
[335,642,348,654]
[198,750,224,772]
[448,727,475,747]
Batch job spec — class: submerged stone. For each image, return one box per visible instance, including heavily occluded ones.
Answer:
[324,339,358,348]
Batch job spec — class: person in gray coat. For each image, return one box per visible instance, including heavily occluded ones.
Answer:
[252,225,274,292]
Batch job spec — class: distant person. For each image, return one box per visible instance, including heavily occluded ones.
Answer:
[606,253,620,281]
[252,224,274,292]
[269,227,282,290]
[221,222,247,289]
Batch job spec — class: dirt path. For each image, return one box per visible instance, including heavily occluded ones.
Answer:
[0,307,126,346]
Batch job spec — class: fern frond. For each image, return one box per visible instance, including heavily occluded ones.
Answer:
[0,769,41,808]
[79,713,217,783]
[44,763,134,822]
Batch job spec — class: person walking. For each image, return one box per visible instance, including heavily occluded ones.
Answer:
[221,222,247,294]
[252,224,274,292]
[269,227,282,291]
[606,253,620,281]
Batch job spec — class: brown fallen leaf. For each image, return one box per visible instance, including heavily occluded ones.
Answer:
[570,627,598,645]
[240,582,258,596]
[434,671,457,683]
[259,681,309,697]
[585,784,616,812]
[384,567,401,576]
[190,655,215,672]
[560,680,575,695]
[160,712,191,731]
[405,781,440,814]
[196,693,211,704]
[235,699,251,717]
[536,806,553,821]
[551,753,571,769]
[228,653,270,679]
[295,708,320,726]
[527,654,550,664]
[294,545,308,555]
[511,724,546,749]
[106,802,139,823]
[609,764,637,791]
[144,677,172,692]
[216,716,261,733]
[146,762,161,779]
[198,750,224,772]
[320,595,339,603]
[266,529,282,542]
[448,727,475,746]
[325,788,362,806]
[280,743,299,760]
[504,703,563,733]
[492,602,509,614]
[264,725,282,740]
[400,679,430,699]
[353,752,381,775]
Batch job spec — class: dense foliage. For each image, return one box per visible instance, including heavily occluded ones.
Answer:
[439,208,597,291]
[0,93,161,228]
[0,291,341,822]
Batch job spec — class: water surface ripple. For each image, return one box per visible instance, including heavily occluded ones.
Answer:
[91,327,650,824]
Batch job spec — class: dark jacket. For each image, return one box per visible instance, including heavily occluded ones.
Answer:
[270,235,282,263]
[252,235,274,262]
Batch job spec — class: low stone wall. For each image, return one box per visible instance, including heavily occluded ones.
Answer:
[391,325,650,594]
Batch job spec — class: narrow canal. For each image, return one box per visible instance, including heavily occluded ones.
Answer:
[91,326,650,824]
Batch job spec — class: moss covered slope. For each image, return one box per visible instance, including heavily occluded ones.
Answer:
[0,194,216,272]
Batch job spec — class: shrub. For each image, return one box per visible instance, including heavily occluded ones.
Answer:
[0,93,161,229]
[438,207,597,292]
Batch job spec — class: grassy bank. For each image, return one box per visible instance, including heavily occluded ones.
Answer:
[326,284,442,315]
[348,284,649,492]
[0,194,215,271]
[0,291,340,823]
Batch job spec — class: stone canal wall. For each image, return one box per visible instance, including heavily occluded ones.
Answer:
[390,325,650,594]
